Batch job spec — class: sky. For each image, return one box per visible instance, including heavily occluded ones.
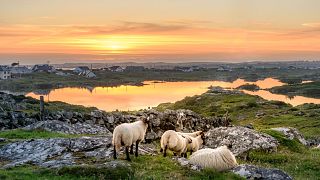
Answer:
[1,0,320,64]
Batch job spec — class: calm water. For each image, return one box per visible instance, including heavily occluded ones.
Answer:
[26,78,320,111]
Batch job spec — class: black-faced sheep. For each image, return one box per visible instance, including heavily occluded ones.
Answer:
[189,146,238,171]
[112,117,149,161]
[160,130,192,157]
[177,131,203,138]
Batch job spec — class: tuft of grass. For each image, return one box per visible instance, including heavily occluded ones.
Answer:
[262,129,307,153]
[0,165,134,180]
[0,129,79,140]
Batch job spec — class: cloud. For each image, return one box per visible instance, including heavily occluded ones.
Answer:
[302,22,320,28]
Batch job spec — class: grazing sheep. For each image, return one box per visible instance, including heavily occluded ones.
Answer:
[160,130,192,157]
[177,131,203,138]
[184,132,205,156]
[112,117,149,161]
[189,146,238,172]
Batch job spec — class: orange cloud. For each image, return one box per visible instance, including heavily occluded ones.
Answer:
[0,21,320,61]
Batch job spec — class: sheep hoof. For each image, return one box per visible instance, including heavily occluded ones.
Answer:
[160,148,163,153]
[135,153,138,157]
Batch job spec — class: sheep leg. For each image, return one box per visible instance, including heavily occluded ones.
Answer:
[130,144,134,154]
[125,146,131,161]
[113,145,117,159]
[135,141,139,157]
[183,153,187,158]
[190,150,193,155]
[163,145,168,157]
[160,148,163,153]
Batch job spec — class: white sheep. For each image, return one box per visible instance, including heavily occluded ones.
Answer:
[112,117,149,161]
[177,131,203,138]
[189,146,238,172]
[185,133,205,156]
[160,130,192,157]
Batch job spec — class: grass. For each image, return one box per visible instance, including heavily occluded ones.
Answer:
[270,81,320,98]
[246,130,320,180]
[156,92,320,139]
[0,155,244,180]
[0,165,134,180]
[0,129,79,140]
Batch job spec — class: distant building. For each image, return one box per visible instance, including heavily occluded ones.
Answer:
[125,66,145,72]
[79,70,96,78]
[107,66,124,72]
[10,66,32,74]
[217,66,232,72]
[32,64,56,73]
[174,66,195,72]
[0,66,11,80]
[73,66,90,74]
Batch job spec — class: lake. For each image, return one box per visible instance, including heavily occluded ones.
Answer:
[26,78,320,111]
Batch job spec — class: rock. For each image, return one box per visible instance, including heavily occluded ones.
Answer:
[23,120,111,135]
[231,164,292,180]
[40,153,75,168]
[0,138,6,142]
[271,127,307,145]
[176,157,189,166]
[173,157,201,171]
[205,126,279,156]
[0,136,112,168]
[243,124,254,129]
[255,111,266,118]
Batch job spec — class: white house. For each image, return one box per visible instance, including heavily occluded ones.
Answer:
[107,66,124,72]
[32,64,56,73]
[0,66,11,80]
[73,66,90,74]
[79,70,96,78]
[10,66,32,74]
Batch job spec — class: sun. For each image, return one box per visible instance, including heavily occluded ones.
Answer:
[108,43,125,51]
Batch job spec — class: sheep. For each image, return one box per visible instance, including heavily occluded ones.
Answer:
[160,130,192,157]
[189,146,238,172]
[184,132,205,156]
[177,131,203,138]
[112,117,149,161]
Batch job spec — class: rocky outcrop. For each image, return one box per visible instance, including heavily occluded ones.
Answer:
[0,135,157,168]
[23,120,112,135]
[0,136,112,168]
[0,92,230,141]
[231,164,292,180]
[271,127,307,145]
[205,127,279,156]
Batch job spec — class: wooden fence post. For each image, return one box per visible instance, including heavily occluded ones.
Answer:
[40,96,45,120]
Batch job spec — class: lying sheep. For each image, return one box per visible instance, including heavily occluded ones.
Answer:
[189,146,238,172]
[160,130,192,157]
[112,117,149,161]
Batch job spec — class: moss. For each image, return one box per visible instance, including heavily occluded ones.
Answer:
[0,129,79,140]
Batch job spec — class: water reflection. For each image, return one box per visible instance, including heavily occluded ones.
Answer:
[26,78,319,111]
[242,90,320,106]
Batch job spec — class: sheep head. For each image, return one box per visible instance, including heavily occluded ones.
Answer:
[200,131,206,145]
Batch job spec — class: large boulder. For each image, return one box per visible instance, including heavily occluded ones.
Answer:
[271,127,307,145]
[0,136,112,168]
[205,126,279,156]
[231,164,292,180]
[23,120,111,135]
